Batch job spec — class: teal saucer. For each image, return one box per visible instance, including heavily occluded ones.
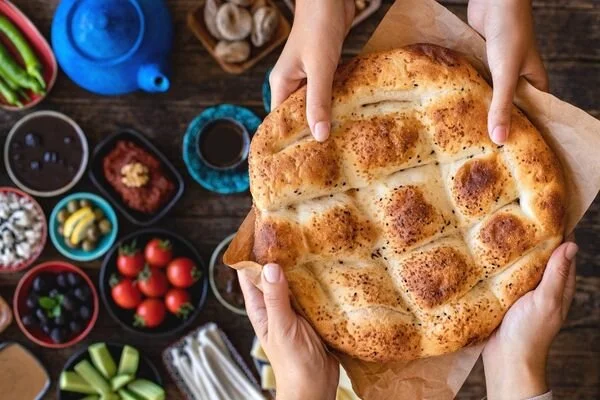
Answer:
[182,104,261,194]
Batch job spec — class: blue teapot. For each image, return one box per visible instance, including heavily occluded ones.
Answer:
[51,0,173,95]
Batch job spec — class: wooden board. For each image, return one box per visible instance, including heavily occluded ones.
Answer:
[0,1,598,399]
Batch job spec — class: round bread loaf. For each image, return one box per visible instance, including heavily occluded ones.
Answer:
[248,44,566,362]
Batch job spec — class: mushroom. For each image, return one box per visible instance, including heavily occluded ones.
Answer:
[228,0,255,6]
[204,0,224,40]
[216,3,253,41]
[251,7,279,47]
[215,40,251,63]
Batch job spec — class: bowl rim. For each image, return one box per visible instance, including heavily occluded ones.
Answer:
[4,110,89,198]
[209,233,247,316]
[0,186,48,273]
[57,341,162,399]
[49,192,119,262]
[99,228,209,338]
[13,261,99,349]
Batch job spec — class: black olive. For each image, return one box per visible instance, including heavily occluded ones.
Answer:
[62,295,76,312]
[49,288,60,298]
[74,286,90,302]
[25,293,38,309]
[33,275,50,293]
[79,305,91,321]
[41,323,52,335]
[56,273,69,289]
[22,314,36,327]
[54,314,66,326]
[35,308,48,324]
[50,327,67,344]
[67,272,82,287]
[69,320,82,334]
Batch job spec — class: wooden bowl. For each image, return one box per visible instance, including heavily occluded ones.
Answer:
[188,0,291,74]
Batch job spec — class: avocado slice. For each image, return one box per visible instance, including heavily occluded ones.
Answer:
[111,374,134,391]
[117,345,140,376]
[89,343,117,379]
[128,379,165,400]
[59,371,96,394]
[74,359,111,395]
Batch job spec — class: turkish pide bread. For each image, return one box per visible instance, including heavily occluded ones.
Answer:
[246,44,566,362]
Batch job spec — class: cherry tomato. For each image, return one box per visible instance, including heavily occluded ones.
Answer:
[110,276,142,310]
[137,266,169,297]
[165,288,194,318]
[134,298,166,328]
[167,257,201,288]
[144,239,173,268]
[117,240,145,278]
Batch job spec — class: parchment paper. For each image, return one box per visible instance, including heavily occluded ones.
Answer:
[224,0,600,398]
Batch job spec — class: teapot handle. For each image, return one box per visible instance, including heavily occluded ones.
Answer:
[138,63,170,93]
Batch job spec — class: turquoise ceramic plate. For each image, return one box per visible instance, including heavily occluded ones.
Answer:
[182,104,261,194]
[262,67,273,113]
[49,192,118,261]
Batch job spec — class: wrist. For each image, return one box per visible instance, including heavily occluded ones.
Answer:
[275,371,337,400]
[483,350,548,400]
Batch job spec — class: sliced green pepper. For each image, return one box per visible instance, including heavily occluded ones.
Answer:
[0,75,22,107]
[0,16,45,89]
[0,40,43,94]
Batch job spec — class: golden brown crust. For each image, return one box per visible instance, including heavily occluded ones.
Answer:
[246,44,566,362]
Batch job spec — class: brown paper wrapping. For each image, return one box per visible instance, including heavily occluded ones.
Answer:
[224,0,600,398]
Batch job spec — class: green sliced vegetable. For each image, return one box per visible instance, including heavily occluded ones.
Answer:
[59,371,97,394]
[99,393,120,400]
[117,345,139,376]
[0,16,45,89]
[74,360,111,395]
[118,388,139,400]
[127,379,165,400]
[111,374,134,391]
[0,75,21,106]
[79,396,100,400]
[0,41,43,94]
[89,343,117,379]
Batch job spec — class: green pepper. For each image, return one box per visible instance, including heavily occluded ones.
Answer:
[0,63,29,101]
[0,40,43,94]
[0,16,45,89]
[0,75,22,107]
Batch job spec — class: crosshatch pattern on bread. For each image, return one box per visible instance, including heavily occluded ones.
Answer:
[248,44,566,362]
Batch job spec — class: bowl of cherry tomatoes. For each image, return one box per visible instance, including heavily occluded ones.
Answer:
[99,229,208,337]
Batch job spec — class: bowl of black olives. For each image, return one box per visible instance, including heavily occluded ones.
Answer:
[13,261,98,348]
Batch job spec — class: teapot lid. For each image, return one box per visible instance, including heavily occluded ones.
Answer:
[68,0,144,63]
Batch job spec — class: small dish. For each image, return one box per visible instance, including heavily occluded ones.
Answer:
[0,1,58,110]
[187,0,291,74]
[57,342,162,400]
[0,187,47,273]
[4,111,89,197]
[196,118,250,171]
[99,228,208,338]
[283,0,381,29]
[49,192,119,262]
[182,104,261,194]
[89,129,184,226]
[0,342,50,400]
[13,261,99,349]
[209,234,246,315]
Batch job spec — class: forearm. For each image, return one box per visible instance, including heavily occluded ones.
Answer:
[483,350,548,400]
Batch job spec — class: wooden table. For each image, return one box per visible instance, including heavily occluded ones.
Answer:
[0,1,597,399]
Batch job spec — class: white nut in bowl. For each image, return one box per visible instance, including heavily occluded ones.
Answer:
[204,0,224,39]
[216,3,253,41]
[251,6,279,47]
[228,0,255,6]
[215,40,251,63]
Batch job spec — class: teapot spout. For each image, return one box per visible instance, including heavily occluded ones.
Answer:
[138,63,170,93]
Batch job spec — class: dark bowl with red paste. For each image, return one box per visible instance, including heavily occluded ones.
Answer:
[88,129,184,226]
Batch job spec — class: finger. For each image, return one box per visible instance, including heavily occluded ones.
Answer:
[238,269,268,341]
[535,242,579,308]
[261,263,296,336]
[488,60,520,144]
[562,234,577,320]
[269,68,303,111]
[305,62,336,142]
[523,51,549,92]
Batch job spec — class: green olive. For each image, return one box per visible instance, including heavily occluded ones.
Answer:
[94,208,104,221]
[57,225,64,236]
[82,240,95,252]
[87,225,100,242]
[57,209,70,224]
[65,238,77,249]
[98,219,112,235]
[67,200,79,213]
[79,199,91,208]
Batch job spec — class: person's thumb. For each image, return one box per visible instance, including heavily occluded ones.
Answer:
[535,242,578,310]
[262,263,295,335]
[488,60,520,145]
[306,63,335,142]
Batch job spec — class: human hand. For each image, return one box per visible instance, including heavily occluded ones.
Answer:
[238,264,339,400]
[269,0,355,141]
[482,239,578,400]
[468,0,548,144]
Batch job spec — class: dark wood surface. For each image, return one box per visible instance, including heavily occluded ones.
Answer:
[0,1,598,399]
